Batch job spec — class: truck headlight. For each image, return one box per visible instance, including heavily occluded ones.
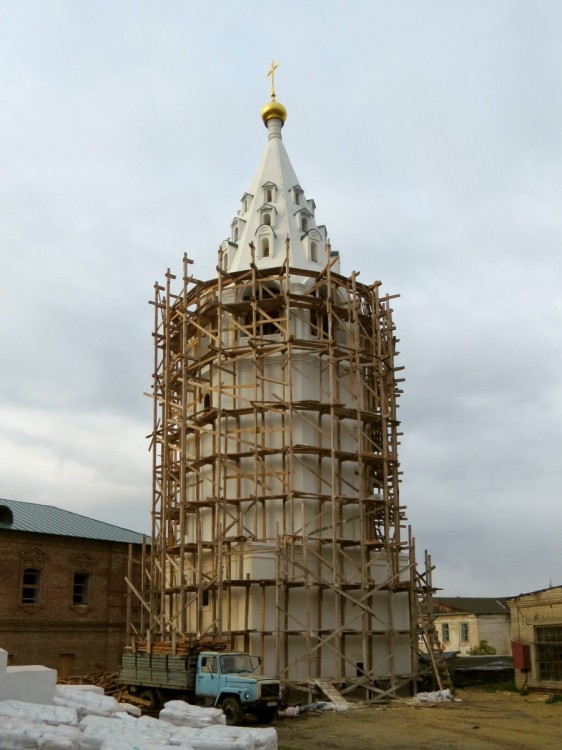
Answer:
[245,691,250,700]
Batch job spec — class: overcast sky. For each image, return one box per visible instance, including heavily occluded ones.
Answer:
[1,1,561,598]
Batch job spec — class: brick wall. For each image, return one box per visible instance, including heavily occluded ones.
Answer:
[421,612,511,656]
[508,587,562,690]
[0,530,142,675]
[476,615,512,655]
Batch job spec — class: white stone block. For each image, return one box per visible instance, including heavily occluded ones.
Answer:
[0,649,8,674]
[6,665,57,704]
[0,648,7,702]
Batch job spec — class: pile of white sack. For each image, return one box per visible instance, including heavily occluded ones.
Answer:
[0,688,278,750]
[409,688,460,705]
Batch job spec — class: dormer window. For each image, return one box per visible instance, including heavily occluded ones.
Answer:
[303,229,321,264]
[230,217,245,245]
[262,238,270,258]
[292,186,304,206]
[223,252,229,269]
[262,182,277,204]
[241,193,253,214]
[258,203,276,228]
[0,505,13,525]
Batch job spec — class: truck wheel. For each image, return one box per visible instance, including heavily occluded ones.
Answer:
[138,688,159,712]
[221,696,242,725]
[255,706,277,723]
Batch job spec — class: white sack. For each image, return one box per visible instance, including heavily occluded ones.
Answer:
[136,715,176,732]
[170,729,252,750]
[0,701,78,727]
[81,724,171,749]
[99,741,180,750]
[163,703,223,721]
[53,688,120,718]
[202,725,277,750]
[0,729,36,749]
[116,703,142,718]
[160,702,224,728]
[0,717,82,749]
[79,713,174,739]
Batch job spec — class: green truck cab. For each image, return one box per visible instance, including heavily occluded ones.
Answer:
[119,649,281,725]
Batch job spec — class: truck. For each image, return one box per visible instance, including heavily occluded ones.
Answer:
[119,648,282,725]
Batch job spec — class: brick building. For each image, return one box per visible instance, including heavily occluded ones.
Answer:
[508,586,562,691]
[0,497,146,677]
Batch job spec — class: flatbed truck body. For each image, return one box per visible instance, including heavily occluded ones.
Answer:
[119,649,281,725]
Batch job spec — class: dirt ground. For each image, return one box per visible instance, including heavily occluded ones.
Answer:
[274,689,562,750]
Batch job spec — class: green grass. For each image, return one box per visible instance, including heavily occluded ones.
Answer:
[544,694,562,704]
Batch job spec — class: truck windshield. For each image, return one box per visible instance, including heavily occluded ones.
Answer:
[220,653,255,674]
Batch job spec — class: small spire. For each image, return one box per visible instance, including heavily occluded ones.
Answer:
[261,60,287,127]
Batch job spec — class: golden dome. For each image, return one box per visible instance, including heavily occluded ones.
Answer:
[261,97,287,126]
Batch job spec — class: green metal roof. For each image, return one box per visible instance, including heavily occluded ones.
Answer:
[0,497,147,545]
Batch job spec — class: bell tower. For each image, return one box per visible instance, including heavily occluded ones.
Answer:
[134,67,437,700]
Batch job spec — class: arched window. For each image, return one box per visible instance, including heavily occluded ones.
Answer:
[311,242,318,262]
[301,217,308,231]
[223,252,228,269]
[265,188,273,202]
[233,226,239,242]
[262,238,270,258]
[263,214,271,226]
[203,393,212,410]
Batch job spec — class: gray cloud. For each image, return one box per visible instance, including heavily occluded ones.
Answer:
[1,0,561,596]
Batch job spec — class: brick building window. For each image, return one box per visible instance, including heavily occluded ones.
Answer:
[441,623,450,642]
[536,625,562,682]
[460,622,470,642]
[73,572,91,605]
[22,567,41,604]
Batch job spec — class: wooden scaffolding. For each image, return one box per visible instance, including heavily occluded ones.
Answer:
[128,246,443,700]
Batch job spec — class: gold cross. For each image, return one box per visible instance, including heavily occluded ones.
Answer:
[267,60,279,100]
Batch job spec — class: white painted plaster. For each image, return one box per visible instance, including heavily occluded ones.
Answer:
[225,116,329,273]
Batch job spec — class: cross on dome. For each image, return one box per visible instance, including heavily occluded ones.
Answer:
[267,60,279,99]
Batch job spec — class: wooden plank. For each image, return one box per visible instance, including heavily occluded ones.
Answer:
[313,679,350,707]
